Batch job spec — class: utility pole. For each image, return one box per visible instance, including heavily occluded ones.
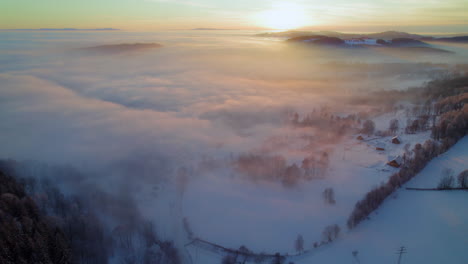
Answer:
[396,246,407,264]
[352,250,360,264]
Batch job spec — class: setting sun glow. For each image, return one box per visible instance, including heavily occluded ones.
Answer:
[253,2,310,30]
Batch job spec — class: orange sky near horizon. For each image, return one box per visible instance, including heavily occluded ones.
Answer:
[1,0,467,33]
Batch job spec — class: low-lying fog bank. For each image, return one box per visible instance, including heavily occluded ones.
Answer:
[0,30,467,263]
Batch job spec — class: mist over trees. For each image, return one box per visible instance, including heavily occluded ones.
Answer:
[348,75,468,230]
[387,119,399,135]
[0,160,181,264]
[289,109,362,139]
[0,168,70,264]
[361,120,376,136]
[0,29,467,264]
[322,224,341,243]
[294,235,304,253]
[1,71,465,264]
[233,150,331,187]
[322,188,336,205]
[229,107,364,186]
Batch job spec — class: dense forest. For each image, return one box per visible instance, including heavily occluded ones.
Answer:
[0,161,181,264]
[0,168,70,264]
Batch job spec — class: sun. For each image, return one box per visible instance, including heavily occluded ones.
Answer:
[253,2,310,30]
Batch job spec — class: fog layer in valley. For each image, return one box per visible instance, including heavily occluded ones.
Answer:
[1,30,467,261]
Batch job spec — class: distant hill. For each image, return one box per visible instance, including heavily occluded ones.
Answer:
[287,35,430,47]
[287,35,344,46]
[257,30,425,40]
[286,35,327,42]
[422,36,468,43]
[286,34,453,54]
[259,30,468,46]
[80,43,162,54]
[388,38,429,47]
[366,31,424,40]
[375,46,454,55]
[7,28,119,31]
[191,28,236,30]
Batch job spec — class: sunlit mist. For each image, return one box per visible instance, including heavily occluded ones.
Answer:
[252,2,311,30]
[0,0,468,263]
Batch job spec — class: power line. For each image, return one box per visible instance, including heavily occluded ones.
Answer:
[396,246,407,264]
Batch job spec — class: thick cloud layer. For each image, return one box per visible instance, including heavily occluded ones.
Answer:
[1,30,467,255]
[2,31,464,166]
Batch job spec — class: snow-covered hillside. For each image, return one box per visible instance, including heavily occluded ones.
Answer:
[188,136,468,263]
[179,105,460,262]
[301,135,468,264]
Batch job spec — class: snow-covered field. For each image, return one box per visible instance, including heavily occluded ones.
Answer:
[188,136,468,264]
[306,135,468,264]
[180,108,439,260]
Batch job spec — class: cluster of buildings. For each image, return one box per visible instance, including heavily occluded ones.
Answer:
[357,135,403,168]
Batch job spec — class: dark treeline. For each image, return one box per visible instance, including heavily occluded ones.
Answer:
[0,168,70,264]
[0,160,181,264]
[347,75,468,229]
[422,75,468,99]
[349,73,468,113]
[289,108,362,137]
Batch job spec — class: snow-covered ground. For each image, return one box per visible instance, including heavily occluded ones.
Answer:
[187,136,468,263]
[179,107,444,260]
[300,135,468,264]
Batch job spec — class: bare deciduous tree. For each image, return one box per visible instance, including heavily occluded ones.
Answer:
[295,234,304,253]
[389,119,399,135]
[457,170,468,188]
[361,120,375,136]
[322,224,340,243]
[322,188,336,205]
[438,168,455,189]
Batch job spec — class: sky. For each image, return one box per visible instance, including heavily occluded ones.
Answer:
[1,0,468,32]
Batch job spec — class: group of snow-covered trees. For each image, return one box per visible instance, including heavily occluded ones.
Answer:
[290,109,362,139]
[234,151,330,187]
